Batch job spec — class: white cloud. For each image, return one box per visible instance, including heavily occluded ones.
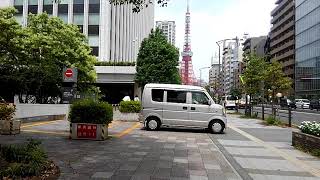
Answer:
[156,0,276,81]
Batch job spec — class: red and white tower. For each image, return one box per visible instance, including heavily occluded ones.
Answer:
[180,0,196,85]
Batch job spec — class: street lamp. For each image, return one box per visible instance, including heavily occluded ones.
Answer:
[199,67,211,87]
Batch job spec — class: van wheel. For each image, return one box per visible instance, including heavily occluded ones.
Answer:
[209,120,225,134]
[146,118,160,131]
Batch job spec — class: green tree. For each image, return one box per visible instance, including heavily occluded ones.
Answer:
[230,87,242,99]
[265,61,292,104]
[0,8,97,103]
[135,28,181,87]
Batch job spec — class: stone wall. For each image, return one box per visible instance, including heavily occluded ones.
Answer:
[292,130,320,151]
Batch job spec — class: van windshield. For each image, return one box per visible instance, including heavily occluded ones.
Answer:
[226,96,237,101]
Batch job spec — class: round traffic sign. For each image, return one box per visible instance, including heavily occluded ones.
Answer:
[65,69,73,78]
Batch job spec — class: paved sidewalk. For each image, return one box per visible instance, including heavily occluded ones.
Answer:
[0,120,241,180]
[209,114,320,180]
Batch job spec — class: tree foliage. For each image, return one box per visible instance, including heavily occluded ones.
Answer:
[242,54,292,101]
[0,8,96,103]
[135,28,181,87]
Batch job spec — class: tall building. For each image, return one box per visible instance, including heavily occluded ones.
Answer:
[180,0,196,85]
[242,36,268,57]
[221,38,243,95]
[270,0,295,80]
[209,55,220,85]
[2,0,154,103]
[295,0,320,98]
[155,21,176,45]
[6,0,154,62]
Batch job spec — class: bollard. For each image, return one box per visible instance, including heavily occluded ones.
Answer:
[288,107,292,127]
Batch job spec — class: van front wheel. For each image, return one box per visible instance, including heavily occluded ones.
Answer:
[209,120,225,134]
[146,118,160,131]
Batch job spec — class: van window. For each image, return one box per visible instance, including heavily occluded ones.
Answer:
[167,90,187,104]
[192,92,209,105]
[152,89,164,102]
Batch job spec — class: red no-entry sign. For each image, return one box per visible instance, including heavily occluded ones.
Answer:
[65,69,73,78]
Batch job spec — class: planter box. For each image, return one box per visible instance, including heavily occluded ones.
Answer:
[0,120,21,135]
[70,123,108,141]
[113,110,140,122]
[292,130,320,151]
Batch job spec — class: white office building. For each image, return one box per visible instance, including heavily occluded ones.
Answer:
[209,55,220,85]
[1,0,155,103]
[155,21,176,45]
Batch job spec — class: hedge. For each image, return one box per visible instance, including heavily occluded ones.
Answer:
[0,103,15,121]
[299,121,320,137]
[119,101,141,113]
[69,99,113,124]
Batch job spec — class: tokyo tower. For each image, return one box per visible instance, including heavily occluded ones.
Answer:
[180,0,196,85]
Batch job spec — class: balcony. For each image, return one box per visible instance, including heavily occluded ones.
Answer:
[270,39,294,55]
[273,49,294,61]
[270,27,295,47]
[271,10,294,32]
[271,0,289,16]
[270,21,294,40]
[271,1,294,24]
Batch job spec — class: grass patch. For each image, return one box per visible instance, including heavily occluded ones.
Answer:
[265,116,282,126]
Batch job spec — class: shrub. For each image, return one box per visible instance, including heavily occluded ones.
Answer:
[119,101,141,113]
[69,99,113,124]
[299,121,320,137]
[0,139,49,179]
[266,116,282,126]
[0,103,16,121]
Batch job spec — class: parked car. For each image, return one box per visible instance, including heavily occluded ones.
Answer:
[237,99,246,109]
[223,95,237,110]
[295,99,310,109]
[140,84,227,134]
[280,99,296,109]
[309,99,320,110]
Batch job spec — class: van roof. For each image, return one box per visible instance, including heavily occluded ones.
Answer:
[145,83,204,91]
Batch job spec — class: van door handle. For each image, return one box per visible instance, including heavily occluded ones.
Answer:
[183,106,188,110]
[191,107,196,110]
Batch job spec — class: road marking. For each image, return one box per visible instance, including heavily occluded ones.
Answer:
[22,129,68,136]
[115,122,141,138]
[109,121,120,129]
[21,120,65,128]
[228,124,320,177]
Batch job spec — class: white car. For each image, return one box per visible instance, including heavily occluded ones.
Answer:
[295,99,310,109]
[140,84,227,134]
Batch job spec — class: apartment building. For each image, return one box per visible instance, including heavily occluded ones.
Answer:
[155,20,176,45]
[270,0,295,80]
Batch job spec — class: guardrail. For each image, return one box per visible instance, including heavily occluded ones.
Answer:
[252,106,293,127]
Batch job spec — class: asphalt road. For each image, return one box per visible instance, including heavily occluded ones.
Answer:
[241,106,320,125]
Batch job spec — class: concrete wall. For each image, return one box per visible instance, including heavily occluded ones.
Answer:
[14,104,70,120]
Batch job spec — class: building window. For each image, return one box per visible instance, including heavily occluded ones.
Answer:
[14,0,23,15]
[91,47,99,56]
[58,0,68,23]
[73,0,84,13]
[43,0,53,15]
[73,0,84,32]
[28,0,38,14]
[89,0,100,13]
[88,25,99,35]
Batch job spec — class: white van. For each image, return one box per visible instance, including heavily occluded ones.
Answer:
[140,84,227,134]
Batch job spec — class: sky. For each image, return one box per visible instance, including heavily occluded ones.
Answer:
[155,0,276,82]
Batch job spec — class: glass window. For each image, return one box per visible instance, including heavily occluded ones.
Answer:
[91,47,99,56]
[73,4,84,13]
[58,4,68,14]
[167,90,187,104]
[89,4,100,13]
[58,14,68,23]
[43,0,53,5]
[192,92,209,105]
[88,36,99,46]
[14,0,23,5]
[28,0,38,5]
[73,14,84,25]
[74,0,84,4]
[88,25,99,35]
[152,89,164,102]
[89,14,100,25]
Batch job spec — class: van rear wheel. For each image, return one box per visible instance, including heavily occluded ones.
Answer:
[209,120,225,134]
[146,118,160,131]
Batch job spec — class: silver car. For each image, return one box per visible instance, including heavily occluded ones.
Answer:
[140,84,227,134]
